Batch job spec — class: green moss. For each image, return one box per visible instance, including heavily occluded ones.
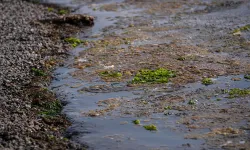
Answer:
[244,74,250,79]
[58,9,68,15]
[99,71,122,78]
[202,78,213,85]
[47,7,54,12]
[131,68,176,84]
[143,124,157,131]
[233,25,250,33]
[31,68,47,76]
[188,99,197,105]
[65,37,82,48]
[133,119,140,125]
[228,88,250,98]
[40,100,62,116]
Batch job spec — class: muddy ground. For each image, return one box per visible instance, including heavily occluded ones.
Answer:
[50,0,250,149]
[73,0,250,84]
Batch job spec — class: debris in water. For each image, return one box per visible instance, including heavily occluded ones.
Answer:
[201,78,213,85]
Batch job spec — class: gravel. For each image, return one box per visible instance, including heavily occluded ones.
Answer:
[0,0,81,149]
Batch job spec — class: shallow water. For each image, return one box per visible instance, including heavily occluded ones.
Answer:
[48,0,250,149]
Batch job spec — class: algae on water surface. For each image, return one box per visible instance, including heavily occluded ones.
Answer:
[131,68,176,84]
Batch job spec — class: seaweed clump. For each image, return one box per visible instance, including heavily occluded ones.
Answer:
[233,25,250,33]
[228,88,250,98]
[65,37,82,48]
[131,68,176,84]
[143,124,157,131]
[202,78,213,85]
[133,120,140,125]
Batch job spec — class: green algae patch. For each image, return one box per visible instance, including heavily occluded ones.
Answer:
[144,124,157,131]
[47,7,54,12]
[233,25,250,33]
[29,88,62,117]
[40,100,62,116]
[58,9,68,15]
[202,78,213,85]
[188,99,197,105]
[228,88,250,98]
[65,37,82,48]
[131,68,176,84]
[133,119,140,125]
[31,68,47,76]
[99,71,122,79]
[164,105,172,110]
[244,74,250,79]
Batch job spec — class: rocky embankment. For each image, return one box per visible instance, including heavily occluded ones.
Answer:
[0,0,88,149]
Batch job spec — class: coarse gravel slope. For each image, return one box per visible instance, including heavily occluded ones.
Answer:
[0,0,82,149]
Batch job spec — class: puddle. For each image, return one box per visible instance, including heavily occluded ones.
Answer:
[48,0,250,149]
[68,117,203,150]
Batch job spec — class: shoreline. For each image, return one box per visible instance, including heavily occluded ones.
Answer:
[0,0,87,149]
[1,0,250,149]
